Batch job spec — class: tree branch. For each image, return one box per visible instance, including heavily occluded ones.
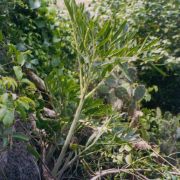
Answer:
[90,168,151,180]
[25,69,46,91]
[43,107,57,118]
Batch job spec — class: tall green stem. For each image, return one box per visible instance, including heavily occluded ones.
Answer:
[52,93,85,176]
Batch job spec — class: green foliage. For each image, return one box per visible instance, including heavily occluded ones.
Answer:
[0,0,179,179]
[133,85,146,101]
[140,108,180,146]
[93,0,180,113]
[51,0,147,176]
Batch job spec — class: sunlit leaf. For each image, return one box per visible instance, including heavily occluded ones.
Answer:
[13,66,23,80]
[125,154,132,165]
[2,77,17,91]
[17,53,25,66]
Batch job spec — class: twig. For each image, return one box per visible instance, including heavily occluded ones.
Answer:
[57,152,74,179]
[43,107,57,118]
[169,172,180,176]
[90,168,150,180]
[42,143,56,180]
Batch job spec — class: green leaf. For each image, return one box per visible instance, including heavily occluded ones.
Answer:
[119,63,133,83]
[12,133,29,141]
[70,143,79,151]
[17,53,25,66]
[0,30,3,42]
[0,107,7,121]
[29,0,41,9]
[141,39,159,52]
[125,154,132,165]
[21,78,36,91]
[27,144,40,160]
[16,99,30,110]
[13,66,23,80]
[156,107,162,118]
[124,144,132,152]
[134,85,146,101]
[3,109,14,127]
[115,86,129,100]
[127,67,137,82]
[0,93,9,104]
[150,63,167,77]
[15,104,27,119]
[111,21,127,42]
[2,77,17,91]
[97,21,111,38]
[116,154,123,163]
[97,21,112,49]
[64,0,75,21]
[18,96,35,109]
[105,76,117,88]
[3,137,8,147]
[98,84,110,95]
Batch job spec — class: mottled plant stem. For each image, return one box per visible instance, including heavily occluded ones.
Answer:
[52,95,85,176]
